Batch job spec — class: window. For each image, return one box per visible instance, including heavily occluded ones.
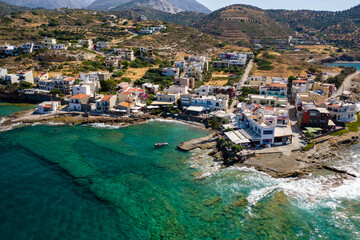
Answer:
[263,130,274,135]
[309,112,318,116]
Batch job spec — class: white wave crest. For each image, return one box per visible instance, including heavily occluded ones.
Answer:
[86,123,123,129]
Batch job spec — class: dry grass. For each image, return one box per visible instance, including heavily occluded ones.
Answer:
[252,51,341,78]
[295,45,344,54]
[122,67,150,84]
[205,80,228,86]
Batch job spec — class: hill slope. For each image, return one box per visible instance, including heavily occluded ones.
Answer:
[111,8,206,26]
[193,5,293,41]
[2,0,91,9]
[0,0,28,16]
[268,5,360,47]
[89,0,210,13]
[118,0,182,14]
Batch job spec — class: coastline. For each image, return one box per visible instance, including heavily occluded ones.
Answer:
[2,108,359,180]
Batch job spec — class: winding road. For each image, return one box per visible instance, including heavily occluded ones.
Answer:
[333,71,360,97]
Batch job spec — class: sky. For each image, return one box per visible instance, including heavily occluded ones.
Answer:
[197,0,360,11]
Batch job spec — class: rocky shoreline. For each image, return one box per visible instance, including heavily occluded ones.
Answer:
[179,131,360,179]
[2,109,360,179]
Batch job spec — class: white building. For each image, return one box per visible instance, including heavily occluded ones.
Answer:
[52,44,67,50]
[78,39,93,49]
[175,61,187,70]
[191,95,229,111]
[326,100,358,123]
[69,94,89,111]
[21,43,34,53]
[152,92,180,105]
[162,68,179,78]
[43,37,57,48]
[37,101,60,114]
[0,68,7,79]
[73,85,91,96]
[248,94,288,108]
[142,83,159,93]
[114,48,135,61]
[164,85,189,94]
[97,42,110,49]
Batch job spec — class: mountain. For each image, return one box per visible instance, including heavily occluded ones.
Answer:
[192,5,293,40]
[2,0,92,9]
[88,0,210,13]
[0,0,28,16]
[119,0,182,14]
[110,8,206,26]
[268,4,360,47]
[166,0,210,13]
[88,0,130,10]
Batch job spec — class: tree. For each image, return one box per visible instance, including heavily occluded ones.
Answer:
[209,117,220,130]
[231,144,243,153]
[100,80,116,92]
[20,81,32,89]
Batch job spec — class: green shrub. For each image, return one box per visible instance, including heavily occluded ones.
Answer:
[258,65,275,71]
[301,141,316,151]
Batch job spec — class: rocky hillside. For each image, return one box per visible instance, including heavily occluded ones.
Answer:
[2,0,92,9]
[0,0,28,17]
[193,5,293,41]
[111,8,205,26]
[269,5,360,48]
[119,0,182,14]
[88,0,130,10]
[89,0,210,13]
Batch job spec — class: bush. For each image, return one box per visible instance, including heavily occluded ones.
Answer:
[301,141,316,151]
[258,65,275,71]
[231,144,244,153]
[20,81,32,89]
[330,129,350,136]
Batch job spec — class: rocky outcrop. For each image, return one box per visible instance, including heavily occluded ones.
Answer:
[35,50,99,62]
[177,133,216,151]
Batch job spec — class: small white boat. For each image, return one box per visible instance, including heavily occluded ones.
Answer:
[155,142,168,147]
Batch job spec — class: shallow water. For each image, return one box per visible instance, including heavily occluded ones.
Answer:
[0,101,35,117]
[326,62,360,70]
[1,105,360,239]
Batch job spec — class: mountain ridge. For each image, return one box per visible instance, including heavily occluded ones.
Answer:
[2,0,92,9]
[88,0,210,13]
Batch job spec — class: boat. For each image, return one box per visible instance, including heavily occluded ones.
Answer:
[155,142,168,147]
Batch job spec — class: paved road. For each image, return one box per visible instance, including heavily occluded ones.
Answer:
[238,59,253,90]
[333,71,360,97]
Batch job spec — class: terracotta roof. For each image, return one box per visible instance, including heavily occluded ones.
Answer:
[121,92,132,95]
[119,102,133,107]
[265,106,274,111]
[329,104,341,108]
[64,78,74,82]
[292,80,308,84]
[70,93,89,99]
[269,83,287,88]
[102,95,112,101]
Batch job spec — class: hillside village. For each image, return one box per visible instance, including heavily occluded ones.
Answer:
[1,20,359,158]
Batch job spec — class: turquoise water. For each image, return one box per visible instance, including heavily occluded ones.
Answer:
[0,101,35,117]
[326,62,360,70]
[1,105,360,239]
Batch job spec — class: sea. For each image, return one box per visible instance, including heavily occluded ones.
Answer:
[1,103,360,239]
[326,62,360,70]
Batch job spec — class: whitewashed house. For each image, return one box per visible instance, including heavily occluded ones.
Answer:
[37,101,60,114]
